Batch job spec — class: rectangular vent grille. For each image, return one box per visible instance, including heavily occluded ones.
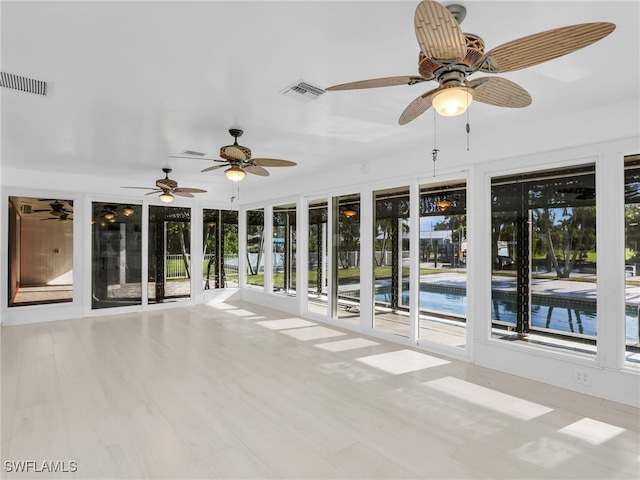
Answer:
[280,80,325,102]
[180,150,206,157]
[1,71,48,96]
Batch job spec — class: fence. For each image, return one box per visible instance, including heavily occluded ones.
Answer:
[166,250,410,278]
[166,254,239,279]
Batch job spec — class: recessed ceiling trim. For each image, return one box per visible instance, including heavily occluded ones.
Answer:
[0,71,48,96]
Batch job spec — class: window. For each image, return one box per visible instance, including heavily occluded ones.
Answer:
[491,165,597,355]
[332,194,360,324]
[203,209,239,289]
[273,204,296,296]
[308,199,328,315]
[246,208,265,289]
[148,205,191,303]
[624,155,640,366]
[373,186,410,338]
[92,202,142,308]
[419,182,467,347]
[8,197,74,306]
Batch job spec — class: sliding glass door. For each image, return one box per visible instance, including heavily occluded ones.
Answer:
[148,205,191,303]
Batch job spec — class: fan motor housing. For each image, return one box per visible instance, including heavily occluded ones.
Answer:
[157,178,178,190]
[418,33,485,78]
[220,144,252,161]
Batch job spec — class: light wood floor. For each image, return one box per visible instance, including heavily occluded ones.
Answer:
[1,301,638,479]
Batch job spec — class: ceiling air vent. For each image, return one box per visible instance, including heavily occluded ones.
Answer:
[280,80,325,102]
[180,150,206,157]
[1,71,48,96]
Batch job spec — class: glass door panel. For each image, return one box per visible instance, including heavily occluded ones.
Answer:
[8,196,74,307]
[273,203,296,296]
[624,155,640,366]
[491,165,597,355]
[246,209,265,290]
[373,187,410,337]
[148,205,191,303]
[333,194,360,325]
[203,209,239,289]
[418,183,467,347]
[308,200,328,316]
[91,202,142,309]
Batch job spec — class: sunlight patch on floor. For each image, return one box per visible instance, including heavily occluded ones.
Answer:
[227,309,259,317]
[423,376,553,420]
[314,338,380,352]
[280,326,347,341]
[558,417,626,445]
[257,318,318,330]
[356,349,449,375]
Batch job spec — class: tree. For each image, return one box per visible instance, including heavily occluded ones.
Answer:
[533,206,596,278]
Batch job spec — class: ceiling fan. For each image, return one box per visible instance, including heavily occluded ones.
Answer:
[326,0,615,123]
[123,167,207,203]
[41,212,72,223]
[33,200,73,216]
[171,128,297,182]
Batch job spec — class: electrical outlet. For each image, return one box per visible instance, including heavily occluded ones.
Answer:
[573,368,592,386]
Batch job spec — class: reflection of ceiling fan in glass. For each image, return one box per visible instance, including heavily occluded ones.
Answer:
[41,211,72,223]
[171,128,297,182]
[122,168,207,203]
[33,199,73,217]
[326,0,615,123]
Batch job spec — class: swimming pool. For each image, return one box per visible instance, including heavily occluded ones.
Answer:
[369,284,639,344]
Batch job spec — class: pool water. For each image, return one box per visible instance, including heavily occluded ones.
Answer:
[371,284,639,344]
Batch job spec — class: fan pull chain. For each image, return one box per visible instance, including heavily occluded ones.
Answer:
[466,90,471,151]
[230,183,237,210]
[432,109,438,177]
[432,148,439,177]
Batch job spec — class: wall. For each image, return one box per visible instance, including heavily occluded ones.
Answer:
[19,216,73,285]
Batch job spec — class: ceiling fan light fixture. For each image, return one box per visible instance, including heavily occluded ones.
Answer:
[123,206,135,216]
[104,211,116,220]
[343,209,357,219]
[436,199,452,211]
[225,165,246,182]
[159,192,174,203]
[432,87,473,117]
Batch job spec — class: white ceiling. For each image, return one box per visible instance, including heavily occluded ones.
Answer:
[2,1,639,204]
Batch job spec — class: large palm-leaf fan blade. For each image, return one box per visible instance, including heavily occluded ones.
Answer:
[168,155,217,161]
[398,86,441,125]
[326,76,428,91]
[468,77,532,108]
[174,187,207,193]
[172,191,195,198]
[479,22,615,73]
[201,164,228,173]
[144,190,163,195]
[414,0,466,62]
[253,158,297,167]
[244,165,270,176]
